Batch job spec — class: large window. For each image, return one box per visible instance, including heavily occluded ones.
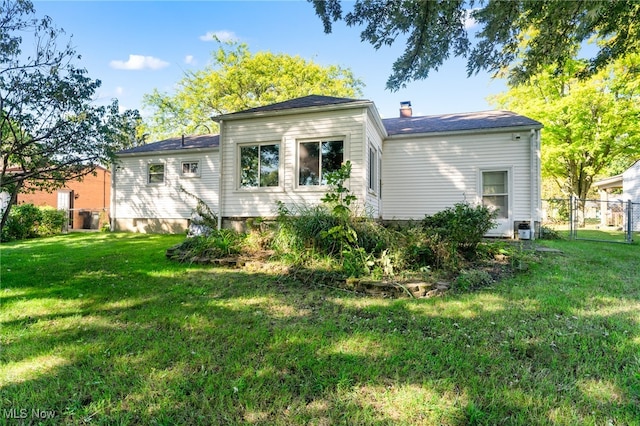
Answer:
[482,170,508,218]
[148,163,165,184]
[299,140,343,186]
[239,143,279,188]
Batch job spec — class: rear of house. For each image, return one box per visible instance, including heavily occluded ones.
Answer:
[112,135,219,233]
[381,109,542,237]
[214,96,385,230]
[112,95,542,238]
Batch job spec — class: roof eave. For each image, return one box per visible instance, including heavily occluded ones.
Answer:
[385,124,543,140]
[116,146,220,157]
[212,100,374,122]
[593,175,623,189]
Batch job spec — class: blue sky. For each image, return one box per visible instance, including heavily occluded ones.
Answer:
[32,1,507,121]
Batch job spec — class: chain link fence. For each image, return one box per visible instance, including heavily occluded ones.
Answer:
[542,197,637,243]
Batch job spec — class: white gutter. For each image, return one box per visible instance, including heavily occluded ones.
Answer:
[386,124,543,140]
[110,162,117,231]
[530,129,542,239]
[116,146,219,158]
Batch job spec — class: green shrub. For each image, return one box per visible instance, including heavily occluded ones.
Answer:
[175,229,244,261]
[422,202,497,258]
[1,204,42,242]
[272,202,339,255]
[38,207,67,236]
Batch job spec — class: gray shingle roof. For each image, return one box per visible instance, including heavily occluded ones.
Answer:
[117,134,219,155]
[383,110,542,136]
[218,95,367,117]
[117,99,542,155]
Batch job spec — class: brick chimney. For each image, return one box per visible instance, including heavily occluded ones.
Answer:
[400,101,412,117]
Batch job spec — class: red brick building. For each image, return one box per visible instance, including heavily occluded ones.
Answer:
[18,166,111,230]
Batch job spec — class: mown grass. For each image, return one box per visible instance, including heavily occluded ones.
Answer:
[1,233,639,425]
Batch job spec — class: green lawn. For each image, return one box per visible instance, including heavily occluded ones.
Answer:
[1,233,639,425]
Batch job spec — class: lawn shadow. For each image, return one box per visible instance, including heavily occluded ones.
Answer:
[1,234,639,424]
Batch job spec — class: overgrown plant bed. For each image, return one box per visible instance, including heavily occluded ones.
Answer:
[169,163,530,298]
[166,238,525,298]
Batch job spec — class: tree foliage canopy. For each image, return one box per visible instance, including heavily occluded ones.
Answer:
[311,0,640,90]
[491,54,640,199]
[142,41,364,140]
[0,0,140,228]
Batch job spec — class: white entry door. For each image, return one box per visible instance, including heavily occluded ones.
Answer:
[481,170,512,237]
[57,190,73,228]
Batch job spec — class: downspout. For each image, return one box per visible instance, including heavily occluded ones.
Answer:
[110,163,117,232]
[217,120,224,230]
[529,129,540,239]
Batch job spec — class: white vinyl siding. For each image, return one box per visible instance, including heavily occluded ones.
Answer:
[382,131,534,228]
[115,150,219,220]
[220,108,368,218]
[623,160,640,202]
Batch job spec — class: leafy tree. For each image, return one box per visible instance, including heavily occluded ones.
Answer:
[311,0,640,89]
[0,0,141,230]
[491,55,640,200]
[142,41,364,140]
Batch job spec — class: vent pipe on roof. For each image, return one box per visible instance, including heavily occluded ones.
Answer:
[400,101,412,118]
[181,134,185,147]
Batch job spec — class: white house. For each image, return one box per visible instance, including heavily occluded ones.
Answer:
[593,159,640,231]
[112,95,543,237]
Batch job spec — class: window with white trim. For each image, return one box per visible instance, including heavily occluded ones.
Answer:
[298,139,343,186]
[239,143,280,188]
[482,170,508,218]
[368,146,377,193]
[181,161,200,177]
[148,163,165,184]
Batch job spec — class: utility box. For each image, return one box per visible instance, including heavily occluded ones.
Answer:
[517,222,531,240]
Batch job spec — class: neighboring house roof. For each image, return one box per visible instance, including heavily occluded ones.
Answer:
[383,110,543,136]
[593,175,623,190]
[117,134,220,155]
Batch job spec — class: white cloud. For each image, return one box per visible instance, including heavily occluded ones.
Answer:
[115,86,124,96]
[109,54,170,70]
[463,9,478,29]
[185,55,196,65]
[199,30,237,42]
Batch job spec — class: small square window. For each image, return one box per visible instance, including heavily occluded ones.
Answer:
[182,161,200,177]
[148,164,165,184]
